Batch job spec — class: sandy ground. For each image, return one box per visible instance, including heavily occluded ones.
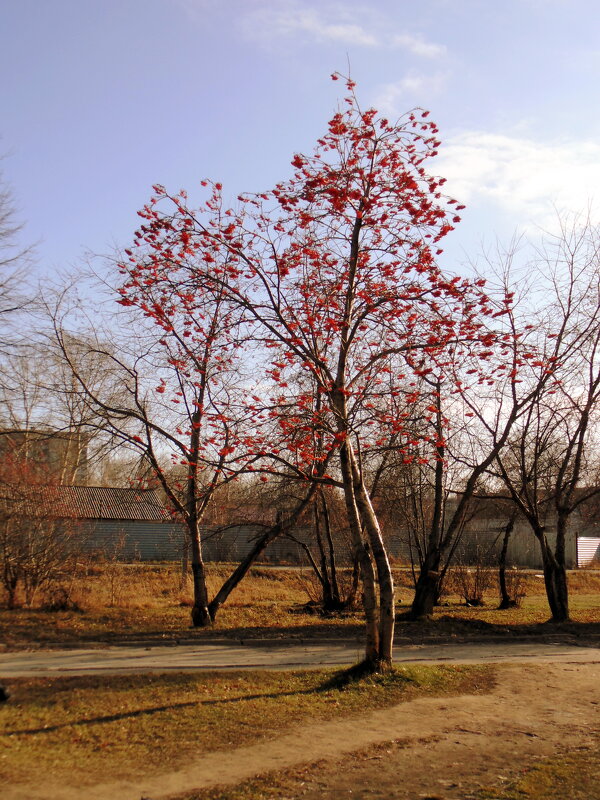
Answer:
[4,660,600,800]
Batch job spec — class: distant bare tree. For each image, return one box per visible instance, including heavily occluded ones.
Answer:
[0,168,33,353]
[484,218,600,622]
[0,454,82,608]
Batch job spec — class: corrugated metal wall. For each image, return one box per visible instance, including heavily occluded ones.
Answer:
[77,516,589,569]
[81,521,183,561]
[577,537,600,567]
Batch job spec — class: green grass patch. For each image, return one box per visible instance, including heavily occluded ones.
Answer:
[0,664,494,789]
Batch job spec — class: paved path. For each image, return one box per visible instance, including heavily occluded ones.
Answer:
[1,638,600,677]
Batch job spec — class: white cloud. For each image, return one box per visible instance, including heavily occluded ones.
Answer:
[239,2,447,55]
[393,33,447,58]
[374,72,448,116]
[436,132,600,230]
[241,3,378,47]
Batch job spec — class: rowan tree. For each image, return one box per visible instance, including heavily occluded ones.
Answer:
[125,75,509,667]
[52,263,321,626]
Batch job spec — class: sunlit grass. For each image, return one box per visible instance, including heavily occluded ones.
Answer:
[475,736,600,799]
[0,664,494,788]
[1,564,599,649]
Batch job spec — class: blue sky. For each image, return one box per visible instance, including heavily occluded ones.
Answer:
[2,0,600,278]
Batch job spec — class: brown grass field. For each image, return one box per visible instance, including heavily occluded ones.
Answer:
[1,562,599,649]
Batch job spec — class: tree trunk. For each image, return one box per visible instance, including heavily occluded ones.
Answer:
[351,473,395,666]
[344,551,361,610]
[410,415,445,620]
[341,439,395,668]
[208,484,319,620]
[207,523,282,620]
[498,514,516,609]
[338,440,380,665]
[320,492,342,608]
[180,531,189,590]
[537,527,569,623]
[411,553,441,618]
[189,522,211,627]
[542,557,569,622]
[313,502,335,610]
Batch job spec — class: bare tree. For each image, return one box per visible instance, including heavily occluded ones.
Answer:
[483,218,600,622]
[0,168,33,354]
[0,454,82,608]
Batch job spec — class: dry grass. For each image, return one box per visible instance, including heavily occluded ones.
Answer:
[475,735,600,799]
[170,728,600,800]
[1,564,600,649]
[0,664,494,789]
[0,564,365,648]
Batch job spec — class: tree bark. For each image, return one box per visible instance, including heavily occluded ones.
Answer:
[207,523,283,620]
[498,513,516,609]
[537,525,569,622]
[320,491,342,608]
[350,458,395,666]
[338,439,380,666]
[189,521,211,627]
[411,552,441,618]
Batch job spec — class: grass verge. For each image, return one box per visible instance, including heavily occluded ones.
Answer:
[0,664,495,789]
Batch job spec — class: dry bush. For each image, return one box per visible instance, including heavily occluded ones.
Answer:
[447,562,497,606]
[499,566,527,608]
[291,566,361,613]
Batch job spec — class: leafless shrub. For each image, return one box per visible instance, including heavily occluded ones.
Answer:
[499,566,526,608]
[448,560,496,607]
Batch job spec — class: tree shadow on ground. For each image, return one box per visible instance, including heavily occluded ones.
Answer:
[394,613,600,643]
[0,665,395,737]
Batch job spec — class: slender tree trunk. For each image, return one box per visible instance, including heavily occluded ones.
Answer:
[411,405,445,619]
[411,550,441,618]
[338,440,380,665]
[313,502,335,610]
[345,551,361,609]
[320,491,342,607]
[207,523,283,619]
[341,438,395,667]
[498,514,516,609]
[6,575,18,610]
[208,484,319,620]
[180,532,189,590]
[189,520,211,627]
[350,457,395,667]
[553,513,570,622]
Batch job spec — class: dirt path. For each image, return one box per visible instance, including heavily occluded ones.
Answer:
[2,639,600,676]
[5,661,600,800]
